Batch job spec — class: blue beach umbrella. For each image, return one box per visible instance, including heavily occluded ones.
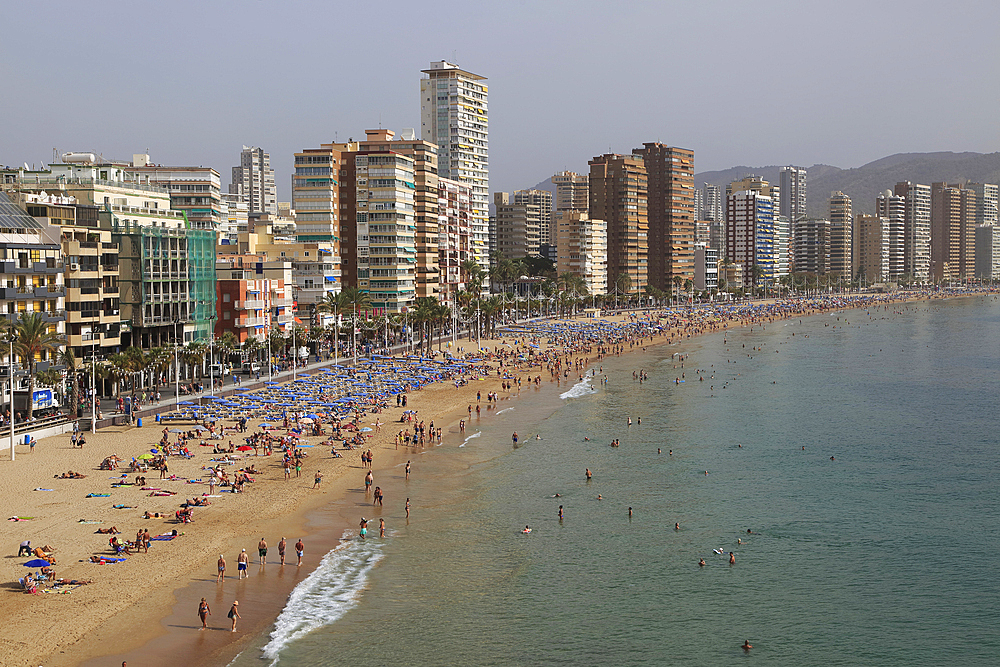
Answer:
[24,559,50,567]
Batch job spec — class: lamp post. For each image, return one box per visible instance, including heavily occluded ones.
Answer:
[173,319,181,413]
[6,327,16,462]
[208,315,217,397]
[91,331,98,434]
[291,304,297,383]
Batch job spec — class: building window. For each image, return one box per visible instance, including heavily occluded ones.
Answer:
[223,293,231,303]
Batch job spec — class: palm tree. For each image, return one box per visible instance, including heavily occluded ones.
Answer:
[13,313,64,419]
[461,259,485,295]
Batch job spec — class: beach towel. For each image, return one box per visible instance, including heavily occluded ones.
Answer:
[90,557,126,563]
[42,584,81,594]
[149,535,175,541]
[112,505,135,509]
[77,520,103,524]
[85,493,111,498]
[149,491,175,497]
[141,487,162,491]
[8,516,34,521]
[34,488,54,491]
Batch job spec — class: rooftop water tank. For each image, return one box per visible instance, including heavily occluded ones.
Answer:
[62,152,97,164]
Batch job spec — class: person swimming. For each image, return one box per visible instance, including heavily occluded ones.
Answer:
[522,526,531,533]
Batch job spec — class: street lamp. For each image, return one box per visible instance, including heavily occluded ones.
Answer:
[207,315,217,396]
[173,318,182,413]
[5,326,16,462]
[91,329,99,435]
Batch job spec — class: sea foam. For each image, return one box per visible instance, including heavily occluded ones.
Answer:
[261,531,384,664]
[560,377,594,399]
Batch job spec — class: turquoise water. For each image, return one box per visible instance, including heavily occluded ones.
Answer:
[235,296,1000,666]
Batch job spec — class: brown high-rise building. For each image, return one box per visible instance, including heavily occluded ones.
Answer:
[633,143,695,291]
[588,154,648,293]
[931,182,976,282]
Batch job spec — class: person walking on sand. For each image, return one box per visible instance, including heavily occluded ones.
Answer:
[216,554,226,582]
[313,470,323,489]
[278,537,286,565]
[365,470,373,495]
[198,597,211,629]
[295,538,304,566]
[237,549,249,579]
[228,600,241,632]
[258,538,267,565]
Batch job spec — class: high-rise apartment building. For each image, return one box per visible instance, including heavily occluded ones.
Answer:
[968,182,999,227]
[555,211,607,295]
[231,146,277,216]
[930,182,976,282]
[779,166,807,222]
[894,181,931,282]
[828,191,852,279]
[792,218,829,276]
[353,130,440,300]
[437,177,472,305]
[633,143,696,291]
[552,171,589,213]
[514,189,554,247]
[975,225,1000,280]
[420,61,488,274]
[876,190,906,281]
[702,183,722,223]
[493,192,541,259]
[725,190,775,288]
[854,213,890,284]
[588,154,648,293]
[694,244,719,291]
[290,142,347,305]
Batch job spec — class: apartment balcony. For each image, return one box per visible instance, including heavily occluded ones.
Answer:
[40,310,66,323]
[275,312,293,323]
[34,285,65,298]
[1,260,63,274]
[241,299,265,309]
[236,316,266,328]
[270,297,292,307]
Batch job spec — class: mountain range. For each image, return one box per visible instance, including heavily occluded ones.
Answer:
[695,151,1000,218]
[530,151,1000,220]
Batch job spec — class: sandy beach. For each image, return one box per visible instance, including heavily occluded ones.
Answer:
[0,289,982,667]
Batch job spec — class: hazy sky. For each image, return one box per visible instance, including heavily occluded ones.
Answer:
[3,0,998,199]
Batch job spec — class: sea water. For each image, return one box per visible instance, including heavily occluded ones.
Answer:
[233,296,1000,666]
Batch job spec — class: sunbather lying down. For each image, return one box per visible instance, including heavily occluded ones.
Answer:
[55,471,86,479]
[95,526,120,534]
[142,511,164,519]
[33,547,56,564]
[53,578,93,585]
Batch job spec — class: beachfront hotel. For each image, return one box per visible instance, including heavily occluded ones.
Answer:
[420,61,489,280]
[555,210,608,296]
[725,189,776,289]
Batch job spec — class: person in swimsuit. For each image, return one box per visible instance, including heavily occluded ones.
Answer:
[258,538,267,565]
[217,555,226,582]
[278,537,286,565]
[359,517,368,539]
[238,549,249,579]
[379,518,385,538]
[228,600,241,632]
[742,640,753,651]
[313,471,323,489]
[295,539,304,566]
[198,598,211,629]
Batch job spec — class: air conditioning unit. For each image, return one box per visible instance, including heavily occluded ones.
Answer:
[70,263,79,271]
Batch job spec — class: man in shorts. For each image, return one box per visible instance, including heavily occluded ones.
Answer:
[237,549,249,579]
[278,537,286,565]
[216,554,226,582]
[258,537,267,565]
[313,470,323,489]
[295,538,304,566]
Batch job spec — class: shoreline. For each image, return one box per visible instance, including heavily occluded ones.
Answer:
[2,289,990,667]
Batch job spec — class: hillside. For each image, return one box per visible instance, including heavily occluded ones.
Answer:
[696,152,1000,217]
